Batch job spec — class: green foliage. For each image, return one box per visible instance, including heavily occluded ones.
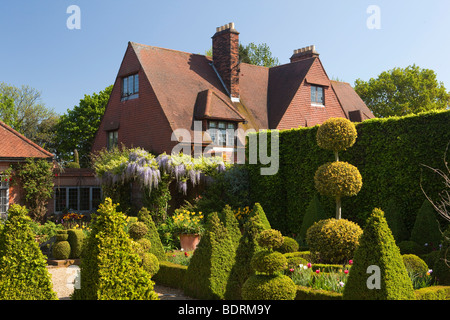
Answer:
[410,200,442,248]
[137,207,167,261]
[183,212,236,299]
[71,198,158,300]
[251,203,271,230]
[141,252,160,277]
[383,198,409,242]
[153,261,188,289]
[239,42,280,67]
[247,110,450,235]
[314,162,362,198]
[414,286,450,300]
[128,221,149,241]
[343,208,415,300]
[295,286,343,300]
[52,240,71,260]
[12,158,54,222]
[242,274,297,300]
[433,225,450,285]
[306,218,362,264]
[251,250,287,274]
[298,194,328,242]
[0,204,57,300]
[219,205,242,248]
[284,252,308,270]
[316,117,357,153]
[276,236,299,254]
[54,85,112,166]
[354,64,450,118]
[67,229,85,259]
[402,254,428,274]
[256,229,284,251]
[397,240,427,255]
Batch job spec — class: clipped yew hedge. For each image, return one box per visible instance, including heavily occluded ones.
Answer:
[247,110,450,235]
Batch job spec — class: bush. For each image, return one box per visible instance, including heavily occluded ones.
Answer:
[141,252,160,277]
[316,117,357,153]
[183,212,236,299]
[71,198,158,300]
[298,194,328,242]
[251,251,287,274]
[402,254,428,274]
[433,225,450,285]
[383,198,409,243]
[219,205,242,248]
[256,229,284,250]
[343,208,415,300]
[67,229,85,259]
[414,286,450,300]
[0,204,57,300]
[242,274,297,300]
[397,240,427,255]
[137,207,166,261]
[52,240,71,260]
[251,203,271,230]
[295,286,343,300]
[284,252,308,270]
[314,162,362,198]
[410,200,442,249]
[128,221,148,240]
[153,261,188,289]
[306,218,362,264]
[277,236,299,254]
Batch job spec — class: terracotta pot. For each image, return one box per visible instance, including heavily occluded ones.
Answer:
[179,234,201,251]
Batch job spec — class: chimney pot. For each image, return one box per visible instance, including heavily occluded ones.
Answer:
[290,45,319,63]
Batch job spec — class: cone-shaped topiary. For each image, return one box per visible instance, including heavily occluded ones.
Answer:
[298,193,328,241]
[383,198,409,243]
[219,205,242,249]
[343,208,415,300]
[183,212,236,299]
[410,200,442,249]
[71,198,158,300]
[137,207,166,261]
[0,204,57,300]
[251,203,271,230]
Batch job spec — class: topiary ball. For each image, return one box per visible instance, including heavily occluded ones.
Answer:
[242,274,297,300]
[141,252,160,277]
[52,241,71,260]
[316,117,357,152]
[250,250,287,274]
[137,238,152,251]
[128,221,148,240]
[256,229,284,250]
[306,218,363,264]
[402,254,428,275]
[277,236,299,254]
[314,161,362,198]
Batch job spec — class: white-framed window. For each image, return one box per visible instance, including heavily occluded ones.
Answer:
[121,74,139,101]
[107,130,118,150]
[311,85,325,106]
[207,121,237,147]
[0,176,9,219]
[54,186,102,213]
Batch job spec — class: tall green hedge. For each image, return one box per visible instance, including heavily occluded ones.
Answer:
[247,110,450,235]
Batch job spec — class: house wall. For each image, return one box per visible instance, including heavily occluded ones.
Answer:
[91,44,176,155]
[276,59,346,130]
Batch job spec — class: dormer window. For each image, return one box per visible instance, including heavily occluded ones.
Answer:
[208,121,236,146]
[311,85,324,106]
[121,74,139,101]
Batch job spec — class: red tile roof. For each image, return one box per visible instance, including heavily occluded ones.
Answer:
[0,120,54,159]
[330,80,374,121]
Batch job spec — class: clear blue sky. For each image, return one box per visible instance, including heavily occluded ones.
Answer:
[1,0,450,115]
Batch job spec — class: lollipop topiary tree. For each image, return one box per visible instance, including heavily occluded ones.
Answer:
[315,118,362,219]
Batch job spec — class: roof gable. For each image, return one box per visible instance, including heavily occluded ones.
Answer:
[0,121,53,160]
[194,89,245,122]
[330,80,375,121]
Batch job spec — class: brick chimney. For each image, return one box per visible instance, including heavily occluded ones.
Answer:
[212,22,240,101]
[290,45,319,63]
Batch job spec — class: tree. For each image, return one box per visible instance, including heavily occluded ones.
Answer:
[0,83,59,150]
[54,85,112,166]
[354,65,450,118]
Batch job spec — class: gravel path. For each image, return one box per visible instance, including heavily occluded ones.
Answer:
[47,266,193,300]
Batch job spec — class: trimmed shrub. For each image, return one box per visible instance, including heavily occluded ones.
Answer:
[277,236,299,254]
[137,207,166,261]
[128,221,148,241]
[414,286,450,300]
[397,240,427,255]
[67,229,85,259]
[256,229,284,250]
[251,251,287,274]
[343,208,415,300]
[284,252,308,270]
[316,117,357,153]
[433,225,450,285]
[141,252,160,277]
[153,261,188,289]
[402,254,428,274]
[52,240,71,260]
[219,205,242,248]
[71,198,158,300]
[314,162,362,199]
[242,274,297,300]
[0,204,57,300]
[306,218,362,264]
[298,194,328,242]
[383,198,409,243]
[295,286,343,300]
[410,200,442,249]
[251,203,271,230]
[183,212,236,300]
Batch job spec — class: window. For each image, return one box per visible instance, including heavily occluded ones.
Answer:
[121,74,139,101]
[0,176,9,218]
[107,130,118,150]
[54,186,102,213]
[311,85,324,105]
[207,121,237,146]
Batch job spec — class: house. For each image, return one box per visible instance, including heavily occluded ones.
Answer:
[91,22,374,159]
[0,120,101,219]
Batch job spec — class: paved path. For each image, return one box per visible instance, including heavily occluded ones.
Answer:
[47,266,193,300]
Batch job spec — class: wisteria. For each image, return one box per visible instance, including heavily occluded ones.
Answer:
[94,148,228,195]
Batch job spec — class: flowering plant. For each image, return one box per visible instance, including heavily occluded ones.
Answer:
[172,209,205,235]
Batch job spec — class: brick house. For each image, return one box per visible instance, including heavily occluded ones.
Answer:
[91,22,374,158]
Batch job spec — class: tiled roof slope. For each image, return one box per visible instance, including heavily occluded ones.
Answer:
[0,120,54,159]
[330,80,374,121]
